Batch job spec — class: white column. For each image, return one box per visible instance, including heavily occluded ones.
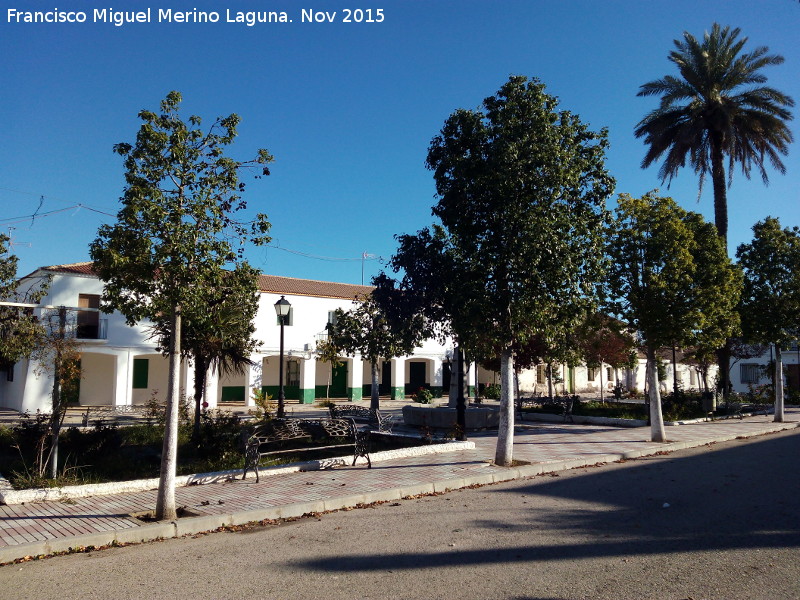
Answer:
[300,354,317,404]
[113,351,133,407]
[205,368,219,410]
[182,359,195,405]
[246,357,263,407]
[467,361,478,400]
[431,357,443,388]
[349,356,364,402]
[391,357,406,400]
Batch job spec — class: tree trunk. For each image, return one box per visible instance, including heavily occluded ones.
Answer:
[448,347,459,408]
[546,362,554,398]
[647,346,667,442]
[671,345,678,396]
[774,343,784,423]
[370,360,380,410]
[709,133,732,405]
[156,303,181,521]
[456,349,466,441]
[192,353,207,443]
[48,306,68,480]
[710,133,729,247]
[495,348,515,466]
[599,362,604,403]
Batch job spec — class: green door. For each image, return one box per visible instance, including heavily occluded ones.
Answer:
[409,362,426,393]
[330,362,348,398]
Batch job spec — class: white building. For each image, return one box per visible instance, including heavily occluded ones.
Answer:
[0,262,468,414]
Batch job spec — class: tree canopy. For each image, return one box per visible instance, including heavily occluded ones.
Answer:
[326,294,419,410]
[736,217,800,421]
[0,234,50,371]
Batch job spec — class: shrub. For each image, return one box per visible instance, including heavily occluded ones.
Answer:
[484,383,501,400]
[413,387,434,404]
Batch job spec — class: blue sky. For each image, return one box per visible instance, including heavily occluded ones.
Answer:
[2,0,798,285]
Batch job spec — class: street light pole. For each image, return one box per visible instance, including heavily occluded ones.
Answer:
[274,296,291,419]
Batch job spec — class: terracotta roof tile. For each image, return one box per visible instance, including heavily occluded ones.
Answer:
[41,262,95,276]
[257,274,373,299]
[39,262,373,300]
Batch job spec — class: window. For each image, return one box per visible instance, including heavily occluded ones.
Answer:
[77,294,100,339]
[536,364,546,383]
[132,358,149,389]
[327,311,338,326]
[740,363,761,384]
[287,360,300,387]
[587,367,598,381]
[276,307,293,326]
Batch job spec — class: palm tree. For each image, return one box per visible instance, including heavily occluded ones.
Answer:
[636,23,794,249]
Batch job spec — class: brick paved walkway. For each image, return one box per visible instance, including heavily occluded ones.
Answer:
[1,408,798,563]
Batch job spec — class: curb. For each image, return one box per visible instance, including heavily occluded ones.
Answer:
[1,422,798,565]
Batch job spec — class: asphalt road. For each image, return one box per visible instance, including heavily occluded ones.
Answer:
[2,428,799,600]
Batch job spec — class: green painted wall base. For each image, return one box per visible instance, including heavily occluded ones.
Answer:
[263,385,300,401]
[314,385,348,399]
[391,386,405,400]
[469,386,477,398]
[299,388,315,404]
[347,387,363,402]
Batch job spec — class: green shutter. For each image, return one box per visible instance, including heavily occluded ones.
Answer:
[132,358,149,389]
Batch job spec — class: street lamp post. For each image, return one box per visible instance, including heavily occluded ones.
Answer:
[274,295,291,419]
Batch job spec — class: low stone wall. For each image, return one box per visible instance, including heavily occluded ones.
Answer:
[403,405,500,430]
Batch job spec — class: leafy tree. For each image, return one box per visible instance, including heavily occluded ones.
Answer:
[636,23,794,246]
[736,217,800,422]
[314,335,343,400]
[421,75,613,465]
[0,234,50,371]
[326,294,419,410]
[373,230,481,437]
[90,91,272,520]
[149,265,260,441]
[578,315,637,401]
[30,307,82,478]
[606,193,741,441]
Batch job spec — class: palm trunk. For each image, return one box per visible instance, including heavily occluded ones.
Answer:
[156,303,181,521]
[774,343,784,422]
[192,353,207,442]
[647,346,667,442]
[495,348,515,466]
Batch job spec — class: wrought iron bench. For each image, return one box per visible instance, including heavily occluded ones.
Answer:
[516,394,576,423]
[514,393,543,419]
[328,404,395,433]
[242,417,371,482]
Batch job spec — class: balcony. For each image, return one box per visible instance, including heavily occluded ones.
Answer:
[76,318,108,340]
